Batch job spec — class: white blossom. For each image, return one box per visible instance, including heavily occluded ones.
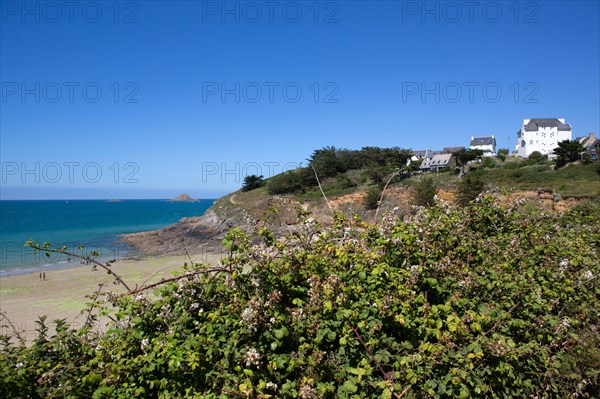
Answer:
[266,382,278,390]
[299,383,317,399]
[582,270,594,280]
[243,347,261,367]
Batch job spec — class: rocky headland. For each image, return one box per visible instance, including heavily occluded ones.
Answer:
[121,188,592,258]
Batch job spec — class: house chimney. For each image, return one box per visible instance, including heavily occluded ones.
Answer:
[590,132,596,141]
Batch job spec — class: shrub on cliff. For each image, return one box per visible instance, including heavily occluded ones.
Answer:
[456,173,485,206]
[364,186,382,210]
[241,175,265,192]
[266,168,316,194]
[553,140,585,169]
[411,175,438,207]
[1,199,599,398]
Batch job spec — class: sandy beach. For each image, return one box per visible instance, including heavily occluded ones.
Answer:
[0,253,222,343]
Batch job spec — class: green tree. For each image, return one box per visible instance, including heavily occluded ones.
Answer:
[481,157,496,169]
[527,151,546,163]
[411,175,438,207]
[497,148,509,161]
[364,186,382,210]
[366,166,389,187]
[457,173,485,206]
[335,174,356,189]
[453,149,484,177]
[308,146,345,178]
[553,140,585,169]
[405,159,423,173]
[266,168,315,194]
[241,175,264,192]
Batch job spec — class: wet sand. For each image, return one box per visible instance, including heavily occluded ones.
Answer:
[0,253,222,343]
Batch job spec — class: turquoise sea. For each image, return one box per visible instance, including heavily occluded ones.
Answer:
[0,200,214,276]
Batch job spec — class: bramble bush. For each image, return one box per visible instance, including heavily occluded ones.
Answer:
[1,198,599,398]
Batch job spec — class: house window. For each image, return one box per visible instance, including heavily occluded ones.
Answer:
[530,140,533,145]
[542,132,546,138]
[550,132,554,138]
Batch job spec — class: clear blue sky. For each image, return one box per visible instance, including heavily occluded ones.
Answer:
[1,0,599,199]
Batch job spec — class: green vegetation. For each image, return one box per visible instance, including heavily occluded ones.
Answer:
[265,146,412,195]
[258,145,599,200]
[364,186,382,210]
[456,173,486,206]
[241,175,265,192]
[266,168,316,195]
[2,199,599,398]
[553,140,586,170]
[478,161,600,197]
[411,176,438,207]
[496,149,509,161]
[527,151,546,164]
[452,149,483,176]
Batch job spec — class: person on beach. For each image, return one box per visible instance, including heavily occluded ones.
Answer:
[39,272,42,281]
[43,272,46,281]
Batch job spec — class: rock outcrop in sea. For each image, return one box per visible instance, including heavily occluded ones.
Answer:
[171,193,198,202]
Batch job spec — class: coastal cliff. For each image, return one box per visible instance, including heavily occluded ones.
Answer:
[122,187,592,257]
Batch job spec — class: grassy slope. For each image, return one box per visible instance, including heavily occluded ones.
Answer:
[294,159,600,200]
[217,159,599,219]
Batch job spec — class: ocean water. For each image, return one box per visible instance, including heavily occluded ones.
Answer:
[0,199,214,276]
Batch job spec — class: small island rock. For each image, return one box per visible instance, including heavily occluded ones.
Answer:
[171,193,198,202]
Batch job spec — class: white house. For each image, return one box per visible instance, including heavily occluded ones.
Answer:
[469,136,496,157]
[408,149,440,165]
[515,118,572,158]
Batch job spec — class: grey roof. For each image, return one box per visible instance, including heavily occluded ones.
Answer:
[412,149,441,159]
[420,154,453,169]
[443,146,464,154]
[524,118,572,131]
[470,136,496,146]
